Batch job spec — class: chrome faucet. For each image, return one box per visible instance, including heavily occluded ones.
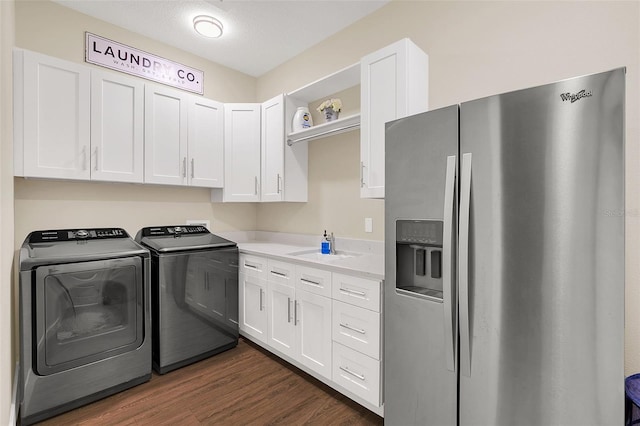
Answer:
[329,232,336,255]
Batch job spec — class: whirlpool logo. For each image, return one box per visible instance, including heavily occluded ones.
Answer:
[560,89,593,103]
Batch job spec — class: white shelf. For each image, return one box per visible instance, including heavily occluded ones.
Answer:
[287,113,360,146]
[287,63,360,102]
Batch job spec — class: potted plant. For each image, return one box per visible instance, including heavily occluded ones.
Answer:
[317,98,342,122]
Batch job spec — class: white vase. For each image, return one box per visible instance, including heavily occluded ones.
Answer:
[292,107,313,132]
[324,107,339,122]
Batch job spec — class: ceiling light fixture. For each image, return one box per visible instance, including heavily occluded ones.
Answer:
[193,15,223,38]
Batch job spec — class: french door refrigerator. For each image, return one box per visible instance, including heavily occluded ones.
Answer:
[384,68,625,425]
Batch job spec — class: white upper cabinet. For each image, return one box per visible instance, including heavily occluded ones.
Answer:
[14,49,91,180]
[261,94,285,202]
[91,70,144,183]
[360,38,428,199]
[144,84,188,185]
[188,97,224,188]
[213,103,261,202]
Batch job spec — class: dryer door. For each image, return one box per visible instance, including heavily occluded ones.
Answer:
[34,256,144,375]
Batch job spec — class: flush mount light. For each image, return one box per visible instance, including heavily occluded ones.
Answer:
[193,15,223,38]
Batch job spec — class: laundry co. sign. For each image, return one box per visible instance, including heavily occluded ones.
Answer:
[85,32,204,94]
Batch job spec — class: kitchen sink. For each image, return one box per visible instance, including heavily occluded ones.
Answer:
[287,249,362,261]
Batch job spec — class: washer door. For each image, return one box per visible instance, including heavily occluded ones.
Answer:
[34,257,144,375]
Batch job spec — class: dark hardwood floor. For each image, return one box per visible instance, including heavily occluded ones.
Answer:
[38,337,384,425]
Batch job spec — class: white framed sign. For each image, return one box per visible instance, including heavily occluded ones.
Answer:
[85,32,204,95]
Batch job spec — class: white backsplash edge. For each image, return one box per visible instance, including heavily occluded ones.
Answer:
[216,230,384,256]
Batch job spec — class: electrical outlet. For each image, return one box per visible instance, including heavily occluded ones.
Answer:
[186,219,211,230]
[365,218,373,233]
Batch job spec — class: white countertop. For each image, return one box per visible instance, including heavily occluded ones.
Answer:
[218,231,385,281]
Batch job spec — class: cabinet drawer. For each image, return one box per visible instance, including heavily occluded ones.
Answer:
[267,259,294,287]
[332,342,381,407]
[295,265,332,298]
[332,300,380,360]
[332,273,381,312]
[239,254,267,278]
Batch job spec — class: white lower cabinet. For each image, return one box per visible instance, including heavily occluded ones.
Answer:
[240,253,383,415]
[239,271,267,344]
[333,342,381,406]
[296,288,332,379]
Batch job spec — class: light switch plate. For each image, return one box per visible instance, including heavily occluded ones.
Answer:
[365,217,373,233]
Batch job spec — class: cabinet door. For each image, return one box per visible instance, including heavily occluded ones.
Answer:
[18,50,90,179]
[261,94,284,201]
[91,70,144,183]
[239,272,267,344]
[267,281,296,358]
[360,39,428,199]
[296,289,332,380]
[222,104,261,202]
[144,85,188,185]
[188,97,224,188]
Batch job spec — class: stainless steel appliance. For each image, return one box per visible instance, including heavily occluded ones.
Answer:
[384,69,625,425]
[136,225,239,374]
[19,228,151,425]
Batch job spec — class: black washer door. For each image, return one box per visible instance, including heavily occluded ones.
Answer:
[34,257,144,375]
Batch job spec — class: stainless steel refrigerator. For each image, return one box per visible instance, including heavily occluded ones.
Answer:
[384,68,625,425]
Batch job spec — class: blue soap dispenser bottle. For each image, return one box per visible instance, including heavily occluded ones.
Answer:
[321,230,331,254]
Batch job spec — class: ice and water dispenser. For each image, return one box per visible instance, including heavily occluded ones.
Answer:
[395,219,444,300]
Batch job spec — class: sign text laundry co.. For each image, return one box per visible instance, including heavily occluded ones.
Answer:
[85,32,204,94]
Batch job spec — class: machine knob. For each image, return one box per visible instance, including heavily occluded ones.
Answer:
[75,230,89,239]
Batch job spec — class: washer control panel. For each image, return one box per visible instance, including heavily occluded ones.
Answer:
[28,228,129,243]
[141,225,209,237]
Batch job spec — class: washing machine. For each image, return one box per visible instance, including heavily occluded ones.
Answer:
[19,228,151,425]
[135,225,239,374]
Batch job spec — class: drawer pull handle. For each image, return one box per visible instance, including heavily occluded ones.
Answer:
[300,278,321,287]
[271,271,288,278]
[340,323,366,334]
[244,263,258,269]
[340,366,365,381]
[340,288,366,297]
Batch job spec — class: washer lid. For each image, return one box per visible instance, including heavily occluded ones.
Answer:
[19,228,149,270]
[135,225,236,253]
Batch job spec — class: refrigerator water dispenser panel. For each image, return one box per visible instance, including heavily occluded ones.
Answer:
[396,220,444,300]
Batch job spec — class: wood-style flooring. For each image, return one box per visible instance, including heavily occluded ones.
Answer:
[38,337,384,425]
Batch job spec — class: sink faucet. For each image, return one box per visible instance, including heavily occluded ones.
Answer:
[329,232,336,255]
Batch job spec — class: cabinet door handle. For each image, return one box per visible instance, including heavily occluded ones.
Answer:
[339,366,365,381]
[294,300,298,325]
[81,146,87,171]
[339,287,366,297]
[360,161,365,187]
[277,173,282,194]
[259,288,264,311]
[93,147,98,171]
[287,297,292,323]
[190,158,195,179]
[339,323,366,335]
[255,176,258,195]
[300,278,321,287]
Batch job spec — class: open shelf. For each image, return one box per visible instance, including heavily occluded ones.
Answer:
[287,63,360,103]
[287,113,360,145]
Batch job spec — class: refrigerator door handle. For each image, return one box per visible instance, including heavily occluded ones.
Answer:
[442,155,457,372]
[459,152,472,377]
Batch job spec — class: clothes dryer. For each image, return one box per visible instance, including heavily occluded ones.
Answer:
[19,228,151,425]
[135,225,239,374]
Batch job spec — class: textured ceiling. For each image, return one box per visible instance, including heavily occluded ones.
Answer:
[52,0,389,77]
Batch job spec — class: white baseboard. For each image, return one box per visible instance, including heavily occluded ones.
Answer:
[8,362,18,426]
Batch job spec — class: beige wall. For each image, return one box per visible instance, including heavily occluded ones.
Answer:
[13,0,260,246]
[256,1,640,374]
[1,0,15,423]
